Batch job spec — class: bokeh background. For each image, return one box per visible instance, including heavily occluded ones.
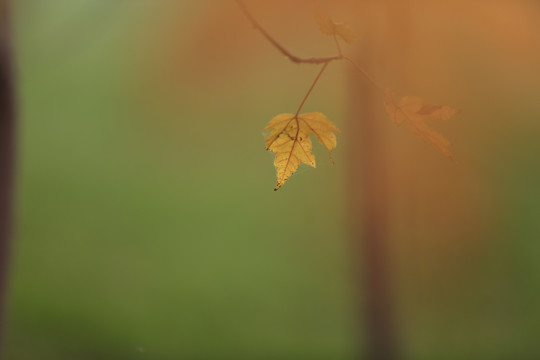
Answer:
[3,0,540,359]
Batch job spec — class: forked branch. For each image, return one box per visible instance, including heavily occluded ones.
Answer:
[236,0,342,64]
[236,1,387,101]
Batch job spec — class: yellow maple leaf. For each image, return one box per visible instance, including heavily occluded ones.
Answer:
[265,112,340,190]
[312,2,357,44]
[385,90,459,159]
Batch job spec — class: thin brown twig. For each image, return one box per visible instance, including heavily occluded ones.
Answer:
[236,0,342,64]
[236,0,407,127]
[236,1,394,103]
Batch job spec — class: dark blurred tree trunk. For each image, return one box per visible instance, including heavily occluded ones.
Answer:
[0,0,16,346]
[347,58,399,360]
[346,1,410,359]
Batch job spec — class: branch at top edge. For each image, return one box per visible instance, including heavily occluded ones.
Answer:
[236,0,342,64]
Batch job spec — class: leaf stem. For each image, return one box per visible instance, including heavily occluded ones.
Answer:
[295,62,329,117]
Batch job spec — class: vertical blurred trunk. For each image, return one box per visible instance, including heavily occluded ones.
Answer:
[346,1,410,359]
[0,0,15,344]
[347,58,399,360]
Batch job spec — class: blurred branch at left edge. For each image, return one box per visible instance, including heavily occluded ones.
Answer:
[0,0,16,348]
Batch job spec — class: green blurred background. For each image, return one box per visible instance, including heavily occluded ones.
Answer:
[4,0,540,359]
